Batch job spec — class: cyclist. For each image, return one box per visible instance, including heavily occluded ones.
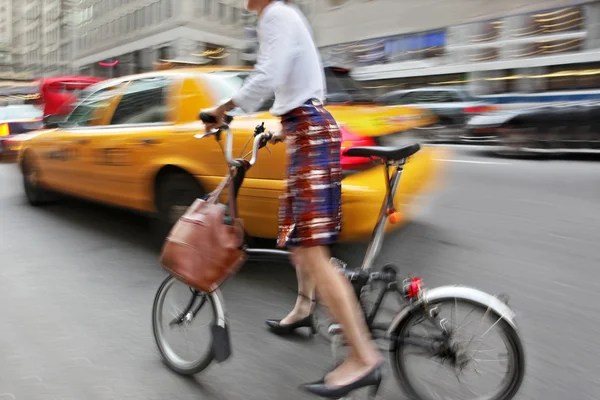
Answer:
[201,0,383,398]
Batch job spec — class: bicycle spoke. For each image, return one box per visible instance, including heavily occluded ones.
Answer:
[451,297,457,331]
[454,306,479,335]
[470,312,508,359]
[473,357,508,363]
[465,306,491,349]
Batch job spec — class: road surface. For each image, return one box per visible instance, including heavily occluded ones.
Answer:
[1,148,599,400]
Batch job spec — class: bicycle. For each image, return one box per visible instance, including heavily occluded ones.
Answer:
[152,112,526,400]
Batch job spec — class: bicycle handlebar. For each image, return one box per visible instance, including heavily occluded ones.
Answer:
[199,112,234,125]
[199,111,271,168]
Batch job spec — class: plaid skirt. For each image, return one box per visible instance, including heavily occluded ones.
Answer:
[277,100,342,248]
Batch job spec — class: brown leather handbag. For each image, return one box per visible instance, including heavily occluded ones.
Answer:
[159,168,247,293]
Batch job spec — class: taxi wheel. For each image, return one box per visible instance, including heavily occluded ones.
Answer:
[22,156,57,206]
[154,172,205,242]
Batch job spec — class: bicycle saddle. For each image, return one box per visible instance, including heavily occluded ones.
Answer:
[345,143,421,161]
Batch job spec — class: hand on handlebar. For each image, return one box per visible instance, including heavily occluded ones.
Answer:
[268,130,284,145]
[199,107,235,133]
[198,108,273,167]
[199,106,226,132]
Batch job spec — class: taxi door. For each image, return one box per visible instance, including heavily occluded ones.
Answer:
[43,83,125,196]
[77,76,174,210]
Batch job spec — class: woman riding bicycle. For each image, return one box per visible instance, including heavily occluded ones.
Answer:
[201,0,383,398]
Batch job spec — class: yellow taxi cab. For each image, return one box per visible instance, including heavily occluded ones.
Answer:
[17,65,446,242]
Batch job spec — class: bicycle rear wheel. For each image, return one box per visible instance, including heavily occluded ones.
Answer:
[152,275,221,375]
[390,294,525,400]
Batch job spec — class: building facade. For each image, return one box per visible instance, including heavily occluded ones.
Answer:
[59,0,77,75]
[313,0,600,97]
[9,0,24,75]
[6,0,75,78]
[0,0,12,73]
[72,0,250,77]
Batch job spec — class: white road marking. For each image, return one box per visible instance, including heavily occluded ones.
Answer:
[553,281,579,290]
[547,232,597,245]
[515,198,554,206]
[428,144,490,150]
[434,158,511,165]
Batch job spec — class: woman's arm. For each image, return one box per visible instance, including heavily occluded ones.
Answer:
[232,10,294,113]
[202,6,295,130]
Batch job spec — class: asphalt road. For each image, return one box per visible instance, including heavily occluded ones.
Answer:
[1,147,600,400]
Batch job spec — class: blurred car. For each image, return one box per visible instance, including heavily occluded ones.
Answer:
[461,107,529,145]
[463,102,600,154]
[375,86,498,142]
[0,104,44,160]
[17,68,445,242]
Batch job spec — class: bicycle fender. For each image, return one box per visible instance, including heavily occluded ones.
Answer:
[211,324,232,362]
[209,289,232,363]
[387,285,519,352]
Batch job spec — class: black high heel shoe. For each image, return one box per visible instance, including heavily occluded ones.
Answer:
[299,364,383,399]
[265,293,317,336]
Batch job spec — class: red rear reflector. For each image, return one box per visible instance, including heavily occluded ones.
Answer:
[407,277,423,300]
[0,123,9,137]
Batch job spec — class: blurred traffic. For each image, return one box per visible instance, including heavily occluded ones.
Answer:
[15,64,445,242]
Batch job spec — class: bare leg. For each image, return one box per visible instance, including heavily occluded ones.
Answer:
[280,254,316,324]
[294,246,383,386]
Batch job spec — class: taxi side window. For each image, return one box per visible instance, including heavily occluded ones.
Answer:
[110,77,170,125]
[385,92,418,105]
[415,91,458,103]
[65,85,122,127]
[401,92,422,104]
[381,94,401,106]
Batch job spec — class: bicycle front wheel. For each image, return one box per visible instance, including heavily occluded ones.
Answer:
[390,290,525,400]
[152,275,221,375]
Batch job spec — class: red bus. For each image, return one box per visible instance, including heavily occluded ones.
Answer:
[35,76,105,117]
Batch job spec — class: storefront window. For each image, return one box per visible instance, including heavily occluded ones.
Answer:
[468,47,499,63]
[511,6,583,38]
[546,63,600,91]
[467,20,502,44]
[322,30,446,68]
[384,30,446,63]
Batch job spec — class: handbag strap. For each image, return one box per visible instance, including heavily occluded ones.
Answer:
[207,160,250,219]
[206,169,233,205]
[228,174,238,219]
[227,161,248,220]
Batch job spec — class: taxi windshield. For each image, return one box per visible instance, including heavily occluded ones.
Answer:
[208,67,372,109]
[205,72,274,114]
[324,67,372,104]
